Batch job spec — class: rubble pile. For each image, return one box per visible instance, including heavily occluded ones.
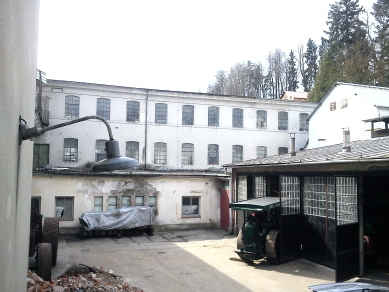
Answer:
[27,265,144,292]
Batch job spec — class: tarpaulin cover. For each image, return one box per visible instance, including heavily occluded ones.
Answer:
[79,206,155,231]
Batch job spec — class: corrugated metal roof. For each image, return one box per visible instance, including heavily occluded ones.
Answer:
[224,136,389,168]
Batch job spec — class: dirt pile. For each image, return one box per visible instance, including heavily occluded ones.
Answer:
[27,265,143,292]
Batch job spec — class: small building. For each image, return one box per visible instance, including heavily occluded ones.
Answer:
[225,134,389,282]
[307,83,389,149]
[280,91,308,101]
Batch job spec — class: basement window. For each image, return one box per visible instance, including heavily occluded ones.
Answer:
[122,196,131,207]
[135,196,144,206]
[148,196,156,211]
[182,197,200,217]
[108,196,117,211]
[94,196,103,212]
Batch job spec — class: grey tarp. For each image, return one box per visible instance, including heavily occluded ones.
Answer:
[79,206,155,231]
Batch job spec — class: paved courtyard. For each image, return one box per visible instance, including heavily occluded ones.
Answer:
[48,229,386,292]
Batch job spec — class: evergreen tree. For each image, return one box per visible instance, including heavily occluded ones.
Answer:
[303,39,319,91]
[286,50,298,91]
[371,0,389,86]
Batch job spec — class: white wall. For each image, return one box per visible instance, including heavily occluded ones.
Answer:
[32,174,222,233]
[36,81,317,169]
[308,84,389,149]
[0,1,40,290]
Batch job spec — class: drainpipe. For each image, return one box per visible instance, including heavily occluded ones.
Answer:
[144,91,149,169]
[342,128,351,152]
[289,133,296,156]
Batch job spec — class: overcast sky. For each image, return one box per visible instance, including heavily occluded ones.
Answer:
[37,0,375,93]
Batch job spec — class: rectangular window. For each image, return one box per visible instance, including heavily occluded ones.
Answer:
[55,197,74,220]
[181,143,194,165]
[182,105,194,125]
[330,102,336,111]
[155,103,167,124]
[63,138,78,162]
[148,196,156,211]
[278,111,288,130]
[122,196,131,207]
[232,145,243,163]
[108,196,117,211]
[154,142,167,165]
[237,176,247,201]
[65,95,80,118]
[126,101,140,122]
[280,176,300,215]
[182,197,200,217]
[96,98,110,120]
[94,196,103,212]
[95,139,107,162]
[135,196,144,206]
[126,141,139,161]
[336,177,357,225]
[208,144,219,165]
[254,176,266,198]
[256,110,267,129]
[256,146,267,159]
[278,147,288,155]
[233,108,243,128]
[299,113,309,131]
[208,106,219,127]
[33,144,49,169]
[304,177,335,219]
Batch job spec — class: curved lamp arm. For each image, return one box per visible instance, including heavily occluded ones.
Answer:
[19,115,138,172]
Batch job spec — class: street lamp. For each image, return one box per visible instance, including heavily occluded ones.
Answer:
[19,115,139,172]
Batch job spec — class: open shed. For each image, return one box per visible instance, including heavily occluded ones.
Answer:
[225,136,389,282]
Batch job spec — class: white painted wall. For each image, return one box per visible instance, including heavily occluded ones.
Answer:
[0,1,40,290]
[35,80,317,169]
[308,84,389,149]
[32,174,223,233]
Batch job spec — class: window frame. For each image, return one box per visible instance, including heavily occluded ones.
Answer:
[65,95,80,118]
[256,110,267,129]
[155,103,167,124]
[108,196,117,211]
[256,146,267,159]
[94,196,103,212]
[208,144,219,165]
[182,105,194,125]
[181,143,194,165]
[126,101,140,122]
[208,106,219,127]
[232,108,243,128]
[154,142,167,165]
[299,113,309,132]
[278,111,288,130]
[55,197,74,221]
[126,141,139,161]
[135,196,144,206]
[148,196,156,212]
[96,98,111,120]
[63,138,78,162]
[95,139,107,162]
[232,145,243,163]
[278,147,288,155]
[181,196,200,218]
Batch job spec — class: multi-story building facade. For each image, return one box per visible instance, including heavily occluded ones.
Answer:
[34,80,317,171]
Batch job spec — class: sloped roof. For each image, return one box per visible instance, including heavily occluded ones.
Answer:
[307,82,389,121]
[224,136,389,168]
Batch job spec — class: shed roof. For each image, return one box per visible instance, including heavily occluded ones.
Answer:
[224,136,389,168]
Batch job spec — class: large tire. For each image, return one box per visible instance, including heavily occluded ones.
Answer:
[266,230,280,264]
[36,243,52,281]
[42,217,59,266]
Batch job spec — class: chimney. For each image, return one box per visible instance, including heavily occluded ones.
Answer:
[289,133,296,156]
[342,128,351,152]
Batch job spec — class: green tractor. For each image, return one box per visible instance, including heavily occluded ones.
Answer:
[230,197,281,264]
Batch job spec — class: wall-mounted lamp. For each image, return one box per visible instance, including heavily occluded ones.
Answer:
[19,115,139,172]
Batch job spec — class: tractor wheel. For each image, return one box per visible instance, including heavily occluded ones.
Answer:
[42,217,59,266]
[36,243,52,281]
[265,230,280,264]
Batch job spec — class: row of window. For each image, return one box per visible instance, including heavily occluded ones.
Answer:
[54,195,199,221]
[64,95,309,131]
[64,138,289,164]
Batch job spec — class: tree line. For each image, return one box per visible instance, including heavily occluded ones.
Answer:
[207,0,389,102]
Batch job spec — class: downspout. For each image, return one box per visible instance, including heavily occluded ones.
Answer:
[144,91,149,170]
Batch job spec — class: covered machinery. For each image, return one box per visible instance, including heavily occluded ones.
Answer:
[230,197,281,264]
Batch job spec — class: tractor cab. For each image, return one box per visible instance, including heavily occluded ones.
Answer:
[230,197,281,264]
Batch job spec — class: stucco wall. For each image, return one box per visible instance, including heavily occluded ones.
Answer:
[308,85,389,149]
[35,81,317,169]
[0,1,40,290]
[32,173,222,233]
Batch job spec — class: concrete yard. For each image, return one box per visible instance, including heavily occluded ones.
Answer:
[48,229,388,292]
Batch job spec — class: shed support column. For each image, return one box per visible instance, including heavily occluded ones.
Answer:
[231,169,238,236]
[358,176,364,277]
